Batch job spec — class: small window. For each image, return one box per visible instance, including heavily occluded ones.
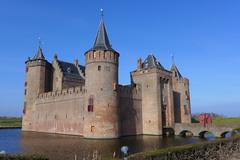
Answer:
[88,96,94,112]
[91,126,95,132]
[67,67,71,73]
[26,67,28,72]
[23,102,26,114]
[24,81,27,87]
[24,89,27,95]
[98,65,101,71]
[113,82,117,91]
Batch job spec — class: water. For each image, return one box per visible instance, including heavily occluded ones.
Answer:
[0,129,206,160]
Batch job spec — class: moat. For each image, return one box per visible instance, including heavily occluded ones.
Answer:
[0,129,208,160]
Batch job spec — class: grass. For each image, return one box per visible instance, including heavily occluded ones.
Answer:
[0,117,22,128]
[127,135,240,160]
[212,117,240,125]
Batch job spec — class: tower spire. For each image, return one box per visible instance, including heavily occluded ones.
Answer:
[33,37,45,60]
[92,9,112,51]
[170,55,182,78]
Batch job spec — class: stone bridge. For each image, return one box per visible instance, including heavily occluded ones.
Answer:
[174,123,240,137]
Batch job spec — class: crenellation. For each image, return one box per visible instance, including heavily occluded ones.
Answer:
[37,86,85,100]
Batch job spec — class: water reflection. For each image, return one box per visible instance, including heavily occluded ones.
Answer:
[0,129,206,160]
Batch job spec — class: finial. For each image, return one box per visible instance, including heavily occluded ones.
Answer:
[54,53,58,60]
[100,8,104,18]
[38,37,43,48]
[171,54,175,65]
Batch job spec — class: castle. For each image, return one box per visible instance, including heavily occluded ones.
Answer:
[22,15,191,138]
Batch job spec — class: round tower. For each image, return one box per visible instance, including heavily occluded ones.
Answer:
[83,14,120,138]
[22,47,52,130]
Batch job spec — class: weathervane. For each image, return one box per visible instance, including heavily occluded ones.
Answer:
[171,54,175,65]
[38,37,43,48]
[100,8,104,18]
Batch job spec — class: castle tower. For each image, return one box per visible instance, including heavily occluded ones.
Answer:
[171,63,191,123]
[83,14,120,138]
[22,46,52,130]
[131,54,175,135]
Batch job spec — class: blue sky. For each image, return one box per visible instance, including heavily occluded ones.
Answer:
[0,0,240,117]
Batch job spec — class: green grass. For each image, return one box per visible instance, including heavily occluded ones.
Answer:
[212,117,240,125]
[0,117,22,128]
[127,135,240,160]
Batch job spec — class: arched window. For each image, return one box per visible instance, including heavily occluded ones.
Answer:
[88,95,94,112]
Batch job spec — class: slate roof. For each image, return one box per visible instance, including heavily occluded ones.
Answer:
[33,47,45,60]
[171,64,182,78]
[142,54,165,70]
[87,16,117,53]
[58,60,85,79]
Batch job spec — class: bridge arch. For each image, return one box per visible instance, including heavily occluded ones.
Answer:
[221,131,232,138]
[199,131,215,138]
[179,130,193,137]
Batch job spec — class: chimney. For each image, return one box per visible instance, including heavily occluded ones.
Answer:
[74,59,78,66]
[137,57,142,70]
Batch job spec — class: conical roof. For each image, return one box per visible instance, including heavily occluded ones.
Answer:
[33,47,45,60]
[171,64,182,78]
[91,16,113,51]
[142,54,165,70]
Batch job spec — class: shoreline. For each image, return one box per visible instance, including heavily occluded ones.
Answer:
[0,126,21,129]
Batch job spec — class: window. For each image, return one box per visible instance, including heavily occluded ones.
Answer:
[24,89,27,95]
[91,126,95,132]
[98,65,101,71]
[26,67,28,72]
[113,82,117,91]
[23,102,26,114]
[88,95,94,112]
[24,81,27,87]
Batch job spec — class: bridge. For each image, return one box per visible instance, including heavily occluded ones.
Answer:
[174,123,240,137]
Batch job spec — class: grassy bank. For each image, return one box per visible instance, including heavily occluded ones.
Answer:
[127,135,240,160]
[213,117,240,125]
[0,117,22,128]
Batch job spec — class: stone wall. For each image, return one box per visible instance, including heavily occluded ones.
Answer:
[118,85,142,136]
[131,68,175,135]
[172,77,191,123]
[23,87,85,136]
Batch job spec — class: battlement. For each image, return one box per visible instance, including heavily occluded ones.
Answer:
[37,86,85,99]
[26,59,52,68]
[118,84,142,99]
[173,76,189,85]
[85,50,119,64]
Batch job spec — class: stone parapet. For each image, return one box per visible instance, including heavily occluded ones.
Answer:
[37,86,85,100]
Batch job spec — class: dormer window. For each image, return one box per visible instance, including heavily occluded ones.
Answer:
[67,67,71,73]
